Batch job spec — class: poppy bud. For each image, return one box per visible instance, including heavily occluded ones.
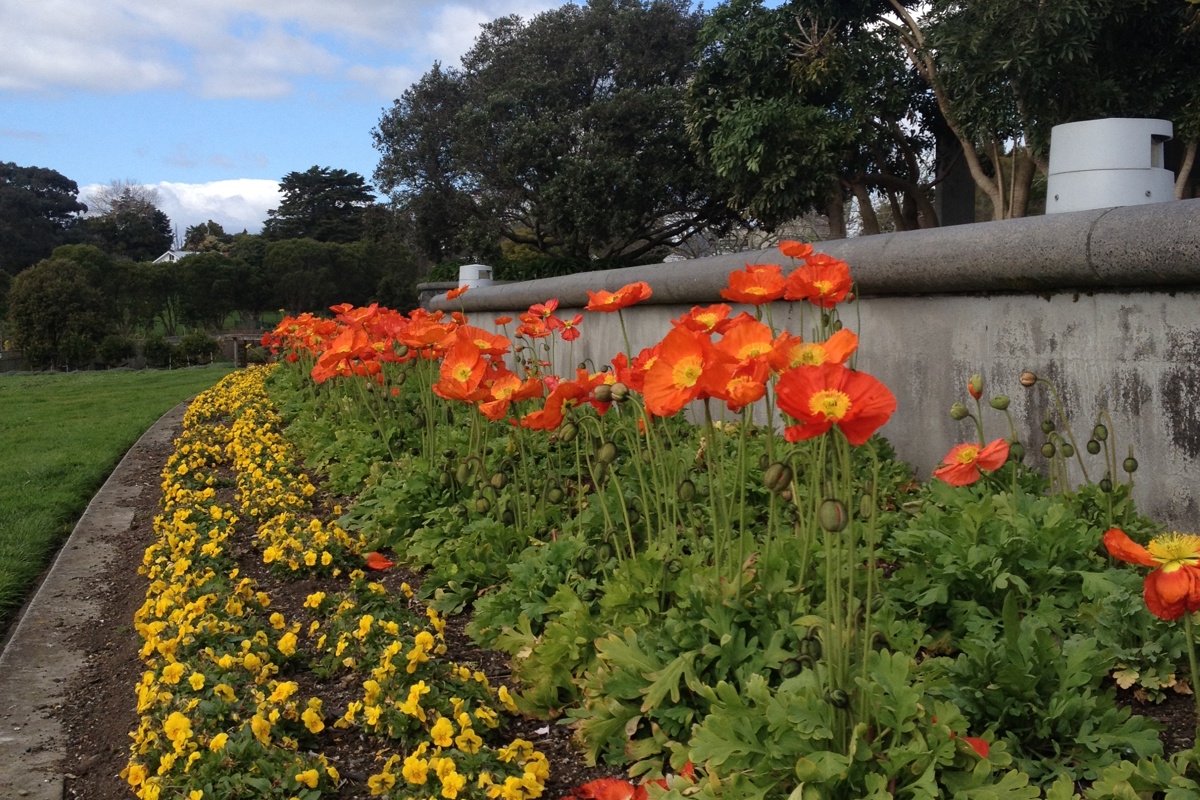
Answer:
[818,499,849,532]
[594,384,613,403]
[1124,456,1139,474]
[1019,371,1038,387]
[455,463,470,484]
[825,689,850,709]
[474,497,491,514]
[950,402,969,420]
[1099,477,1113,492]
[490,472,508,490]
[1087,440,1101,454]
[395,345,409,359]
[677,479,696,502]
[1060,442,1075,458]
[859,495,874,519]
[611,382,629,402]
[1041,442,1056,458]
[547,487,564,504]
[596,442,619,464]
[968,374,983,399]
[1008,441,1025,462]
[559,422,578,443]
[1041,418,1056,434]
[990,395,1010,411]
[1093,424,1108,442]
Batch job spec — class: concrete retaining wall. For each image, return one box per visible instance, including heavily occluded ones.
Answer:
[432,199,1200,530]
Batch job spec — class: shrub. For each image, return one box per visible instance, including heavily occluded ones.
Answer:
[143,333,175,368]
[97,334,135,368]
[177,330,219,364]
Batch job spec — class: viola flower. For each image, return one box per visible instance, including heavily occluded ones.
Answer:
[779,240,814,260]
[720,263,785,305]
[1104,528,1200,620]
[585,281,652,312]
[775,362,896,445]
[784,254,853,307]
[932,438,1009,486]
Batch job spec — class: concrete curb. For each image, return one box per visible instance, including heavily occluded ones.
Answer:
[0,403,186,800]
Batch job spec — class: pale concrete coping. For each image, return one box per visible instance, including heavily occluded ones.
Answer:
[433,198,1200,312]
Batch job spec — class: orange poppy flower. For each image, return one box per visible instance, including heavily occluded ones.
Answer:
[715,360,769,413]
[714,315,775,366]
[642,327,731,417]
[1104,528,1200,620]
[775,362,896,445]
[779,240,814,260]
[932,439,1009,486]
[720,263,785,305]
[612,345,659,394]
[478,370,543,421]
[453,324,512,357]
[494,315,513,325]
[432,339,488,403]
[550,313,584,342]
[529,299,559,319]
[446,285,468,300]
[585,281,652,312]
[769,329,858,371]
[783,254,853,308]
[673,304,732,334]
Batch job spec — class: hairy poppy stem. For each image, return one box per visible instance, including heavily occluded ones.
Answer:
[1186,613,1200,750]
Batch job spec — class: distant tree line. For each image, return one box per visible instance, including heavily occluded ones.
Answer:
[1,163,419,370]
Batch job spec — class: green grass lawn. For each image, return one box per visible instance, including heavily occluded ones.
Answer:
[0,365,234,637]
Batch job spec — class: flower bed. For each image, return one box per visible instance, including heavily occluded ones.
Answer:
[122,247,1200,799]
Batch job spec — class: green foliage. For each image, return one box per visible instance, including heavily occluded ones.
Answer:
[373,0,736,265]
[928,595,1162,783]
[0,161,88,275]
[97,333,135,367]
[177,330,220,364]
[262,166,375,244]
[84,185,173,262]
[6,256,108,369]
[142,333,175,368]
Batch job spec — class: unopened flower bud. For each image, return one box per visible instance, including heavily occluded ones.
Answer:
[610,382,629,402]
[1019,371,1038,388]
[968,374,983,399]
[949,402,969,421]
[593,384,613,403]
[990,395,1010,411]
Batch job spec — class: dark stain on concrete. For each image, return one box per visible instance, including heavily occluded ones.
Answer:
[1159,366,1200,460]
[1110,370,1154,418]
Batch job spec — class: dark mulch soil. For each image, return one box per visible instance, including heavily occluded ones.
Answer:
[51,414,1200,799]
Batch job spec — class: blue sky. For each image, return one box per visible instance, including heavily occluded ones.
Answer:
[0,0,561,237]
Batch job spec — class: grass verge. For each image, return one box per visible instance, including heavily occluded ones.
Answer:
[0,365,235,636]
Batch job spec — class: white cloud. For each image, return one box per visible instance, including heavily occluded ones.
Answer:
[0,0,566,98]
[79,179,282,236]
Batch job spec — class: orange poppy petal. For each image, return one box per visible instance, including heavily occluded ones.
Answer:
[365,552,395,571]
[1102,528,1157,567]
[974,439,1010,471]
[932,461,981,487]
[1144,567,1196,620]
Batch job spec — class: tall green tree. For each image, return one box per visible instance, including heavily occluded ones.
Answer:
[374,0,738,265]
[183,220,232,252]
[85,182,173,261]
[7,257,108,369]
[262,166,375,243]
[686,0,935,236]
[0,163,88,275]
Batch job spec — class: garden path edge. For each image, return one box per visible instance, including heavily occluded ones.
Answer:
[0,402,186,800]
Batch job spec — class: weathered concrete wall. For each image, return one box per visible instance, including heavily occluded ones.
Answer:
[433,199,1200,530]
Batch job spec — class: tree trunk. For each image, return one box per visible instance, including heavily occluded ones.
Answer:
[1177,138,1198,200]
[850,181,881,235]
[826,182,847,239]
[1009,149,1037,218]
